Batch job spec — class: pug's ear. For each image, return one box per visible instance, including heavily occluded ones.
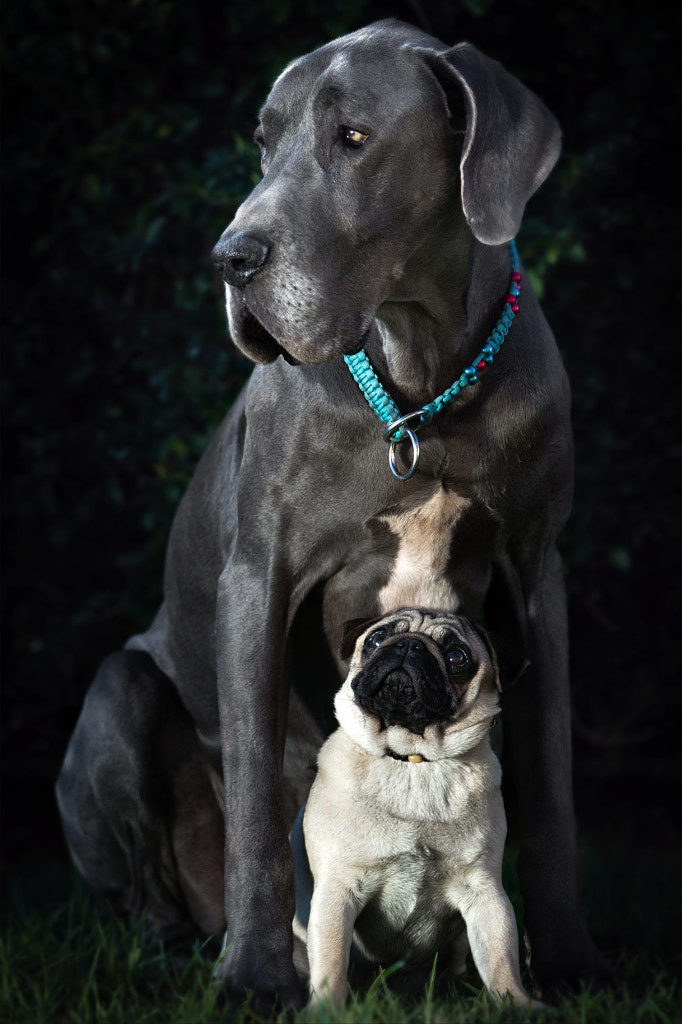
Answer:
[474,623,530,692]
[339,616,384,662]
[473,624,502,692]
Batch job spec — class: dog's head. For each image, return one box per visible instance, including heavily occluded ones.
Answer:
[212,19,560,366]
[334,608,500,760]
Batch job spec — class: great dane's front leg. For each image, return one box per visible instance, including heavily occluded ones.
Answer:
[211,561,304,1009]
[502,544,606,998]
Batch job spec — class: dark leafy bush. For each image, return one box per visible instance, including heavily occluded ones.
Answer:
[2,0,680,865]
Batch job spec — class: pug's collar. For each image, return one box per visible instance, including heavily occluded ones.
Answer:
[385,749,428,763]
[384,715,498,764]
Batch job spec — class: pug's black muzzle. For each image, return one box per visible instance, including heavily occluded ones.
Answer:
[351,636,456,735]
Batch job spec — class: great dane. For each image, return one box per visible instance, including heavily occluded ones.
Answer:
[57,19,604,1008]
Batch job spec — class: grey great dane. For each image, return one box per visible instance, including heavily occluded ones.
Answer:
[57,19,605,1009]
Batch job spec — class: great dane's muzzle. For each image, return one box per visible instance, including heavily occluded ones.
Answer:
[211,231,271,288]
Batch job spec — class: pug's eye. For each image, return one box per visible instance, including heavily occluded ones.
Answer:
[446,646,469,673]
[366,628,388,649]
[341,126,368,149]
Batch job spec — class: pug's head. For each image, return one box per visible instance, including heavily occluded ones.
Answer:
[334,608,500,760]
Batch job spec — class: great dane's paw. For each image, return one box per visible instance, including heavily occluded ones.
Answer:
[528,942,616,1005]
[212,942,306,1014]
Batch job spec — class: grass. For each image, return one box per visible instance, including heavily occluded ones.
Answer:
[2,846,680,1024]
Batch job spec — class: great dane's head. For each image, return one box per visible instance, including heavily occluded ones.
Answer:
[212,19,560,365]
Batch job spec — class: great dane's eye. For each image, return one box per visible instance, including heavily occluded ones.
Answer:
[253,130,266,160]
[341,126,368,150]
[446,646,470,673]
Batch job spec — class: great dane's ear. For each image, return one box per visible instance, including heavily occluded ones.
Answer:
[339,616,384,662]
[415,43,561,245]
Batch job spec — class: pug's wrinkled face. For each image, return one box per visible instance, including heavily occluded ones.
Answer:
[334,609,500,759]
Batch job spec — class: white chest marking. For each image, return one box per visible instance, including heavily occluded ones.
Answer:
[378,488,469,613]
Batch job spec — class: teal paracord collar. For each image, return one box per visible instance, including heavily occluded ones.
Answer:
[344,239,522,481]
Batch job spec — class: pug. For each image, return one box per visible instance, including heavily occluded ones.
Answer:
[291,608,540,1011]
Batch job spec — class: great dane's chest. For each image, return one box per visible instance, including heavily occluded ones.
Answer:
[322,483,499,649]
[376,487,470,613]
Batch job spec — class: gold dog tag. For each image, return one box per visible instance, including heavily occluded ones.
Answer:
[407,754,423,763]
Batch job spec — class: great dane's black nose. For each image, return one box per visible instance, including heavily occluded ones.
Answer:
[211,232,270,288]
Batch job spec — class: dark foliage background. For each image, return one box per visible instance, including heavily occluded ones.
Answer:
[2,0,680,898]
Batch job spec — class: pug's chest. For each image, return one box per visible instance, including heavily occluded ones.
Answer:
[353,846,465,962]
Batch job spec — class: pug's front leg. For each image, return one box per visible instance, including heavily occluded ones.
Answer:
[459,881,538,1010]
[306,883,361,1009]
